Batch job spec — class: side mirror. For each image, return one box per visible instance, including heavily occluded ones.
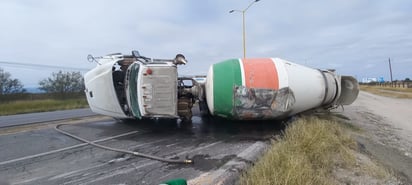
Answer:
[132,50,141,57]
[174,54,187,65]
[87,54,94,62]
[87,54,101,65]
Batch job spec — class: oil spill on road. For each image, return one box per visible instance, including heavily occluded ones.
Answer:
[110,115,288,140]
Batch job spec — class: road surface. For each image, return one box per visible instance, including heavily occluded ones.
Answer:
[0,108,285,185]
[0,108,96,128]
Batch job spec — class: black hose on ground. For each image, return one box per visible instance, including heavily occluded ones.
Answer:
[55,124,193,164]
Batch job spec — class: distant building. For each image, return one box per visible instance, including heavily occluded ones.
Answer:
[378,77,385,83]
[361,77,378,83]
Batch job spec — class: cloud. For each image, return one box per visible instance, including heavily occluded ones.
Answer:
[0,0,411,86]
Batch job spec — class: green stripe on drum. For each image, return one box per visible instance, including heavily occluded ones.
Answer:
[212,59,242,118]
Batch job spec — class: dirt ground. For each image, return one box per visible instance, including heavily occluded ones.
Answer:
[337,91,412,184]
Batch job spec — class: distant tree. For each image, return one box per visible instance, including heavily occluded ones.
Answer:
[0,68,26,95]
[405,78,411,82]
[39,71,84,94]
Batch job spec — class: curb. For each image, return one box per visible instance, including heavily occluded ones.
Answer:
[187,141,268,185]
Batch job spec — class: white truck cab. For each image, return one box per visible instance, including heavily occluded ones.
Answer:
[84,51,204,121]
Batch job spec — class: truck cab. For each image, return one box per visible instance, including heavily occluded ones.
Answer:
[84,51,203,121]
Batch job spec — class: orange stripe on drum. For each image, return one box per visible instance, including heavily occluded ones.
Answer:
[242,58,279,90]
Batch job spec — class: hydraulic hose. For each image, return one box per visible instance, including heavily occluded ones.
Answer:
[55,124,193,164]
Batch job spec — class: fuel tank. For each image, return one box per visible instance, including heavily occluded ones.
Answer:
[205,58,359,120]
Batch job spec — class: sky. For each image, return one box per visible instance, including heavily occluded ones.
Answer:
[0,0,411,87]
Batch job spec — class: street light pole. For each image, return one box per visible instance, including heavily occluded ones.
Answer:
[389,57,393,82]
[230,0,260,59]
[242,11,246,59]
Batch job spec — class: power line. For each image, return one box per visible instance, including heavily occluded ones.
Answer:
[0,61,90,72]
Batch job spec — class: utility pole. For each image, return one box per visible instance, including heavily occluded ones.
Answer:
[388,58,393,82]
[229,0,260,59]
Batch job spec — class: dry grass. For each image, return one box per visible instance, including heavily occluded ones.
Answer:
[0,98,88,116]
[360,85,412,99]
[239,116,358,185]
[239,116,395,184]
[361,159,390,180]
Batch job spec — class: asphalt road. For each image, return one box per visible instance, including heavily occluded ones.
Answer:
[0,108,286,185]
[0,108,97,128]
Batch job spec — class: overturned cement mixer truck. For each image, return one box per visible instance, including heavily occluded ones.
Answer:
[84,50,359,121]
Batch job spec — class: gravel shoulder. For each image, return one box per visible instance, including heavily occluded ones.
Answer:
[339,91,412,183]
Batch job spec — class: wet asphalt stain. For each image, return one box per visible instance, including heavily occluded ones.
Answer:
[105,115,288,141]
[1,110,289,185]
[167,154,237,172]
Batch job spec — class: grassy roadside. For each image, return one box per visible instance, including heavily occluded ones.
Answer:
[0,98,89,116]
[360,85,412,99]
[239,116,392,185]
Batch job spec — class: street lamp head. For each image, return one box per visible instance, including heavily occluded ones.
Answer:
[255,0,260,2]
[229,10,235,13]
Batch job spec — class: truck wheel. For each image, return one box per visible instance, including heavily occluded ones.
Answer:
[178,97,193,122]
